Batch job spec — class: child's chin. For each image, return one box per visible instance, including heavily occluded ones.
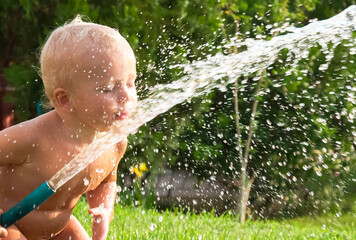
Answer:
[93,121,113,132]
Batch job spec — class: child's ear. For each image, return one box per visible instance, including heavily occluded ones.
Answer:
[53,88,73,112]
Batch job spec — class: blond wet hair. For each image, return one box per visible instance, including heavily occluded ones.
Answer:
[40,15,128,106]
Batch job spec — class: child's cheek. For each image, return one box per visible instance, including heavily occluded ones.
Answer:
[101,95,117,108]
[97,94,111,102]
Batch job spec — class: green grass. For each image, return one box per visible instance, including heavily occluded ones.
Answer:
[73,199,355,240]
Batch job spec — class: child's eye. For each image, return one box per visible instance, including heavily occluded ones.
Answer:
[96,87,113,93]
[127,82,135,88]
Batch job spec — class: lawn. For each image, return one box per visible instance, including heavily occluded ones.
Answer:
[73,199,355,240]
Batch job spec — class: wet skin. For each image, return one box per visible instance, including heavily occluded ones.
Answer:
[0,38,137,239]
[0,112,127,239]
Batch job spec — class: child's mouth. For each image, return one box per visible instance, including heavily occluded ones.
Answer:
[115,112,128,120]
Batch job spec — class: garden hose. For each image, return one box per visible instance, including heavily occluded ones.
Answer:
[0,181,55,228]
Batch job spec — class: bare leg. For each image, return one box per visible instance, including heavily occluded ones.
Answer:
[4,225,27,240]
[52,215,90,240]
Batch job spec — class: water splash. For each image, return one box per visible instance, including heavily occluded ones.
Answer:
[48,6,356,190]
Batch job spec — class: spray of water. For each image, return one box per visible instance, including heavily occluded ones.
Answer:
[48,6,356,191]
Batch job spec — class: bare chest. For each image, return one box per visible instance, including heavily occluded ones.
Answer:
[62,149,118,193]
[26,144,119,209]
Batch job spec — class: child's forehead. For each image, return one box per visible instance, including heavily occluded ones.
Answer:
[74,41,135,68]
[70,45,136,84]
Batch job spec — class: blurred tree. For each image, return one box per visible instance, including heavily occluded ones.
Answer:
[218,0,322,223]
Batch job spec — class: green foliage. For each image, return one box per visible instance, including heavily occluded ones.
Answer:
[245,38,356,216]
[2,64,42,122]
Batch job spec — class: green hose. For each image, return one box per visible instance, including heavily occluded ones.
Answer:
[0,181,56,228]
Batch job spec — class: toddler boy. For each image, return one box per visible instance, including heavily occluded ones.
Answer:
[0,16,138,239]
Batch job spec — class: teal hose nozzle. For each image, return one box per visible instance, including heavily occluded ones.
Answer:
[0,181,56,228]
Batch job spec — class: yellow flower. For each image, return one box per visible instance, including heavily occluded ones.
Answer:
[133,166,143,178]
[131,163,148,178]
[139,162,148,172]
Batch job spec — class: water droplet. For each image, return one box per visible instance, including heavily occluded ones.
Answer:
[83,177,89,186]
[99,203,105,209]
[150,223,157,231]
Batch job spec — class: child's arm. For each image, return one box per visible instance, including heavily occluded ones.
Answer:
[86,178,117,240]
[0,125,34,166]
[86,139,127,240]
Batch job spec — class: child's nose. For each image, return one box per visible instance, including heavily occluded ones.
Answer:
[117,88,130,103]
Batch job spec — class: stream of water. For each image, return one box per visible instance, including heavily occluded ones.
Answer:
[48,6,356,191]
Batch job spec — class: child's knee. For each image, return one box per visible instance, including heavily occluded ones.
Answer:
[4,225,27,240]
[52,216,89,240]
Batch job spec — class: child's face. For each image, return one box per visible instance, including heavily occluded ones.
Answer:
[69,42,138,131]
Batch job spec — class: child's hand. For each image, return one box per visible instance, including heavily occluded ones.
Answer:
[0,209,8,239]
[88,207,110,240]
[0,225,7,239]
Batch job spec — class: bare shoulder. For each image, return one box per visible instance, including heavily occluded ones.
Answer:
[0,111,57,166]
[116,138,128,158]
[100,138,128,183]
